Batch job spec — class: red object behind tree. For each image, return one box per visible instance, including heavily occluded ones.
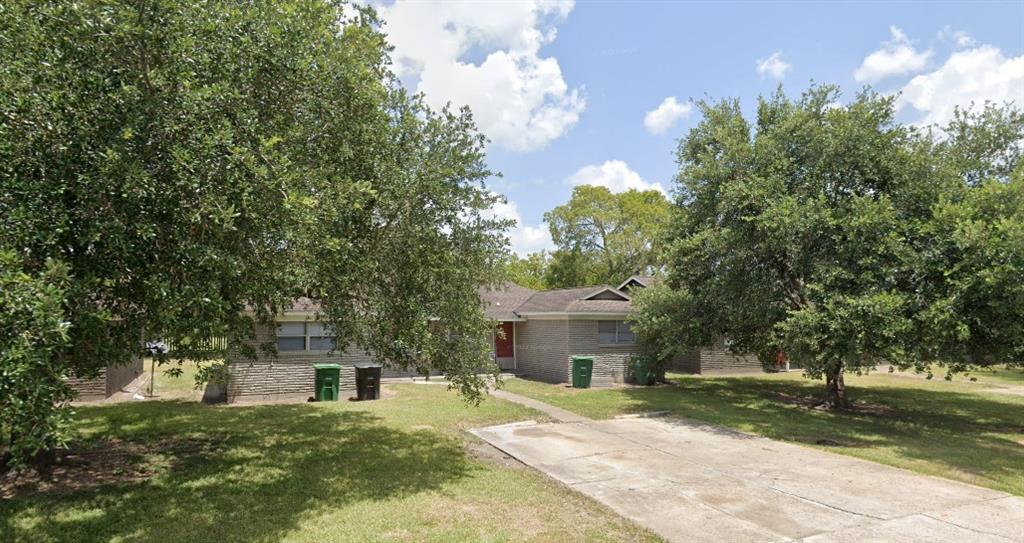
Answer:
[495,322,514,358]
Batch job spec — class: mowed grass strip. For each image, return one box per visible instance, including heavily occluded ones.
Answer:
[502,369,1024,496]
[1,384,661,543]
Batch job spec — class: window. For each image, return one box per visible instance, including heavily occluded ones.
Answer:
[598,320,634,345]
[277,322,306,351]
[276,321,336,352]
[307,322,336,351]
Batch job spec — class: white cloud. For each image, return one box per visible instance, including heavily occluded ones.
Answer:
[897,44,1024,127]
[643,96,693,135]
[756,51,791,80]
[854,26,932,83]
[485,195,554,256]
[377,0,584,152]
[953,31,975,48]
[567,160,666,194]
[937,27,976,49]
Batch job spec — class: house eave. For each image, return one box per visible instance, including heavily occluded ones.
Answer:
[516,311,631,320]
[489,316,528,322]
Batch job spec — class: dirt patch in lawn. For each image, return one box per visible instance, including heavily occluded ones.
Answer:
[0,436,228,500]
[774,392,902,419]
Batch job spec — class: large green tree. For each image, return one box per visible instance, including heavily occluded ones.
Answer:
[633,86,1023,407]
[505,251,549,290]
[543,185,670,288]
[0,0,508,465]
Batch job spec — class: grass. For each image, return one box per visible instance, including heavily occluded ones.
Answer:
[1,384,660,543]
[143,358,216,399]
[886,363,1024,387]
[955,365,1024,386]
[502,370,1024,496]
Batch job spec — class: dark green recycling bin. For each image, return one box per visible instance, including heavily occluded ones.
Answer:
[633,357,655,386]
[354,362,383,400]
[571,356,594,388]
[313,364,341,401]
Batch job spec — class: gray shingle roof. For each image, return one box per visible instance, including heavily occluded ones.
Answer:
[513,286,631,315]
[479,283,537,320]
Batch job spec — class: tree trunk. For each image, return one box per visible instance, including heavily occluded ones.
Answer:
[824,365,850,409]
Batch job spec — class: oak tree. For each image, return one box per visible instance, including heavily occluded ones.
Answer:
[1,0,508,464]
[634,86,1023,407]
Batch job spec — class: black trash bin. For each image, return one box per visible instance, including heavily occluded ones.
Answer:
[354,362,383,400]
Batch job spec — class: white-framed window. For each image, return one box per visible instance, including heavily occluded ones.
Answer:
[307,322,336,351]
[276,321,336,352]
[598,320,635,345]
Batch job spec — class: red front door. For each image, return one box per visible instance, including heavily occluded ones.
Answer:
[495,322,514,358]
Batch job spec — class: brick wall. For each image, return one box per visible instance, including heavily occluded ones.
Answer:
[514,320,570,383]
[226,323,436,402]
[698,341,763,373]
[66,371,107,400]
[669,350,702,374]
[567,320,641,385]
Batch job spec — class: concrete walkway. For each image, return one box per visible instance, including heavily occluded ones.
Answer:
[472,405,1024,542]
[490,389,591,423]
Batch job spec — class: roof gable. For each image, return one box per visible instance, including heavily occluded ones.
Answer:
[616,275,655,292]
[583,287,631,301]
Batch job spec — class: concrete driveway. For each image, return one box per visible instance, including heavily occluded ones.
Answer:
[472,415,1023,542]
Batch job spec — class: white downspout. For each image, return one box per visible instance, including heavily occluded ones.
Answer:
[512,321,518,372]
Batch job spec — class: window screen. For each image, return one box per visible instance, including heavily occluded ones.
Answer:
[308,322,336,351]
[277,322,306,351]
[598,320,635,345]
[618,321,635,344]
[598,320,618,344]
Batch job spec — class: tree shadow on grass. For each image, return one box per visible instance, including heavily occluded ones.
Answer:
[604,376,1024,495]
[0,400,475,542]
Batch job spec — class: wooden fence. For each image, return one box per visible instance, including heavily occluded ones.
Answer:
[157,336,228,357]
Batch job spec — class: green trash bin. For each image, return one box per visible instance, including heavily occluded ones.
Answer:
[313,364,341,401]
[571,356,594,388]
[633,357,655,386]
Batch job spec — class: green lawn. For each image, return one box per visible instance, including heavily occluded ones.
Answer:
[143,358,216,399]
[955,365,1024,386]
[884,363,1024,387]
[502,370,1024,496]
[1,385,659,543]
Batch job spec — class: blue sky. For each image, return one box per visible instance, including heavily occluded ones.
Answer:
[375,0,1024,255]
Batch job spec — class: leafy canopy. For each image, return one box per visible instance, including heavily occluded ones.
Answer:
[0,251,72,466]
[632,85,1023,406]
[541,185,670,288]
[505,252,550,291]
[0,0,509,462]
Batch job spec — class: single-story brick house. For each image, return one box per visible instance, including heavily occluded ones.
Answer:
[224,277,765,401]
[482,282,641,384]
[225,298,440,403]
[482,278,765,383]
